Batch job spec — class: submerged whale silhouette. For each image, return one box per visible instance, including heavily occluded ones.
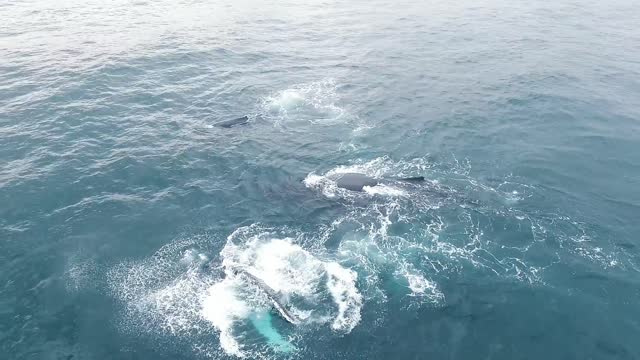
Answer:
[333,172,425,192]
[213,115,249,128]
[233,268,301,325]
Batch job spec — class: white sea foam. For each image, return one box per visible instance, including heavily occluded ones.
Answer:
[267,89,306,112]
[398,264,445,303]
[324,262,362,332]
[262,79,347,125]
[338,231,446,307]
[180,248,209,265]
[106,238,228,357]
[363,184,407,197]
[200,279,251,357]
[65,255,97,292]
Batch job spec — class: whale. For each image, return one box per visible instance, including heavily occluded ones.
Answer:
[213,115,249,128]
[232,267,301,325]
[330,172,481,207]
[332,172,425,192]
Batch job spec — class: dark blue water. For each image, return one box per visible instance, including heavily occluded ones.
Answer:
[2,0,640,359]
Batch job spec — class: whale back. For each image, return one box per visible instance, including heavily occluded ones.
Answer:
[335,173,379,191]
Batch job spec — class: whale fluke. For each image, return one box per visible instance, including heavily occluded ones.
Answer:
[213,115,249,128]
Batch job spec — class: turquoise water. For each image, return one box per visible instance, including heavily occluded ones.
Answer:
[2,0,640,358]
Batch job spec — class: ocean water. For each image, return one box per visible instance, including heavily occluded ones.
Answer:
[2,0,640,359]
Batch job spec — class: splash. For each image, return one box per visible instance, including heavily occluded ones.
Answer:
[201,226,364,355]
[261,79,350,125]
[106,236,242,358]
[200,279,251,357]
[105,227,364,358]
